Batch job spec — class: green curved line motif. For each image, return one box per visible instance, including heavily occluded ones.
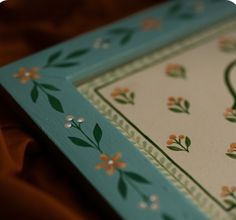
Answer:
[225,59,236,109]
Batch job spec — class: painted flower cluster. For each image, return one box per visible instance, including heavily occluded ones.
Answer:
[167,96,190,114]
[139,194,159,211]
[224,107,236,123]
[220,186,236,208]
[166,134,191,152]
[226,143,236,160]
[64,115,156,208]
[111,87,135,105]
[219,37,236,53]
[165,63,186,79]
[96,153,127,175]
[14,67,40,84]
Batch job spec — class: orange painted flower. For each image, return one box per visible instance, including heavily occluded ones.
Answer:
[220,186,236,197]
[227,143,236,153]
[111,87,129,97]
[95,152,127,175]
[141,18,161,31]
[169,134,177,140]
[219,37,236,52]
[165,64,186,79]
[14,67,40,84]
[224,107,236,122]
[179,135,185,140]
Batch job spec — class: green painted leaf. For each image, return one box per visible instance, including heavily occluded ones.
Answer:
[40,83,60,91]
[162,213,175,220]
[47,50,62,64]
[114,98,128,104]
[226,118,236,122]
[226,153,236,159]
[167,3,181,16]
[184,100,190,110]
[124,172,150,184]
[68,137,93,147]
[31,85,39,103]
[120,32,133,45]
[52,62,78,68]
[65,48,90,60]
[224,199,236,207]
[167,146,184,151]
[93,123,102,145]
[118,176,127,199]
[185,136,191,148]
[47,94,64,113]
[169,108,183,113]
[130,92,135,100]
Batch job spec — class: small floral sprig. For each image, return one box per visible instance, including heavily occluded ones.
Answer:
[226,143,236,160]
[14,67,63,112]
[224,107,236,123]
[139,194,159,211]
[219,37,236,53]
[65,115,154,206]
[13,48,90,113]
[167,97,190,114]
[166,134,191,152]
[165,64,186,79]
[111,87,135,105]
[65,115,103,153]
[220,186,236,208]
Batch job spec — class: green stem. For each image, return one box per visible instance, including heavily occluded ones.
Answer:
[32,80,49,96]
[224,59,236,109]
[121,93,135,105]
[176,102,189,114]
[72,121,103,153]
[120,170,149,201]
[230,193,236,202]
[175,139,189,152]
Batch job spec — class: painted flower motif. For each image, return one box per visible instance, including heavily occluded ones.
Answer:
[224,107,236,123]
[167,96,190,114]
[166,134,191,152]
[226,143,236,160]
[141,18,161,31]
[221,186,236,197]
[93,37,111,49]
[165,63,186,79]
[64,115,85,128]
[14,67,40,84]
[96,152,127,175]
[111,87,135,105]
[219,37,236,52]
[220,186,236,208]
[139,194,159,211]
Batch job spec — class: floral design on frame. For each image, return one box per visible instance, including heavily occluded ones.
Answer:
[166,134,191,152]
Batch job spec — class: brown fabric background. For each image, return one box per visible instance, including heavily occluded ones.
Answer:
[0,0,163,219]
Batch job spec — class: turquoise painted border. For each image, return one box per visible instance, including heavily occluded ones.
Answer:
[0,1,236,219]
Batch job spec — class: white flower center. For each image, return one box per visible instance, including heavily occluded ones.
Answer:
[24,72,30,77]
[107,160,114,165]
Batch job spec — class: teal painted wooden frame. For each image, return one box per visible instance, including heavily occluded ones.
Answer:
[1,1,236,219]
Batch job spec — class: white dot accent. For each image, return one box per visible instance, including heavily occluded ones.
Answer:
[139,202,147,209]
[107,160,114,165]
[77,117,85,123]
[64,122,72,128]
[65,115,74,121]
